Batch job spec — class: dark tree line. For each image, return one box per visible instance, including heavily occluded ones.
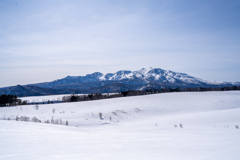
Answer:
[63,86,240,103]
[2,86,239,106]
[0,94,27,107]
[62,93,123,102]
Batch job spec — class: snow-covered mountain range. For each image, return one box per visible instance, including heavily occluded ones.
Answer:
[1,68,239,97]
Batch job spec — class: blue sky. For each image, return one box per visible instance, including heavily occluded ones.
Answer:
[0,0,240,87]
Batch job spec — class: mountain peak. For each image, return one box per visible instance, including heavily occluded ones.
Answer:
[1,67,238,97]
[91,72,103,77]
[34,68,232,86]
[139,67,153,73]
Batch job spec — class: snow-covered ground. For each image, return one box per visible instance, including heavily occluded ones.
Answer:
[1,91,240,160]
[20,94,77,103]
[20,93,118,104]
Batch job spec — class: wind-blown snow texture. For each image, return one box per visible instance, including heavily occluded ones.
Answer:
[0,91,240,160]
[0,68,239,96]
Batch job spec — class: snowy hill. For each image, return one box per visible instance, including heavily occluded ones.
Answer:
[0,68,239,97]
[0,91,240,160]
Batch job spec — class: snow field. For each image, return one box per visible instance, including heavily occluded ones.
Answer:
[0,91,240,160]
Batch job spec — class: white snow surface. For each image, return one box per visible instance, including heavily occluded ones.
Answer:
[20,93,118,103]
[1,91,240,160]
[20,94,70,103]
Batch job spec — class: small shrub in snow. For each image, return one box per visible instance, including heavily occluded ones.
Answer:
[44,120,50,124]
[16,116,19,121]
[109,116,112,122]
[51,116,54,124]
[66,121,68,126]
[179,123,183,128]
[99,112,103,119]
[20,116,30,122]
[35,104,39,110]
[52,108,55,114]
[31,117,41,123]
[55,119,59,124]
[174,124,177,128]
[235,125,239,129]
[50,119,63,125]
[112,111,117,116]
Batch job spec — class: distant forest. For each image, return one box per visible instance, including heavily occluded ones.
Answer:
[1,86,240,107]
[62,86,240,102]
[0,94,27,107]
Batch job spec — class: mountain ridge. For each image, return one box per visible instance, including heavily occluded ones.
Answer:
[1,68,239,97]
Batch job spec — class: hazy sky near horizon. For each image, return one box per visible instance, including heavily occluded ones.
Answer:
[0,0,240,87]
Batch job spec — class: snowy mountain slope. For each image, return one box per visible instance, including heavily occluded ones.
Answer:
[0,91,240,160]
[43,67,239,86]
[35,68,208,88]
[0,68,239,97]
[0,85,61,97]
